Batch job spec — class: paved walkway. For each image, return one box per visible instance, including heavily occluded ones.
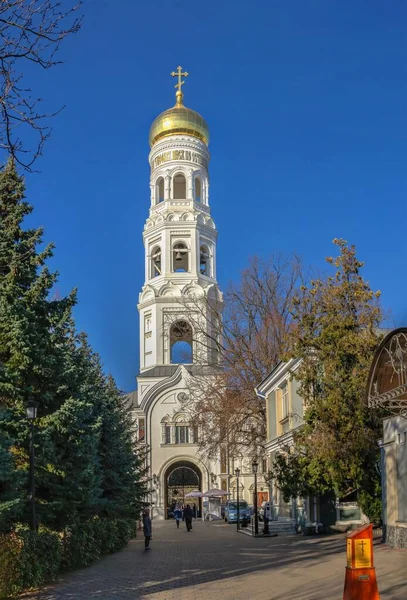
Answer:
[24,520,407,600]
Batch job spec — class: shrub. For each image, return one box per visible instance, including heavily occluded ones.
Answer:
[0,532,23,599]
[0,518,136,598]
[0,528,61,599]
[61,517,136,570]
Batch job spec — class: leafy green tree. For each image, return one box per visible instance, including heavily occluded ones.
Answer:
[274,239,383,521]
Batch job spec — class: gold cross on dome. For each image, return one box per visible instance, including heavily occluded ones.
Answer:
[171,65,189,92]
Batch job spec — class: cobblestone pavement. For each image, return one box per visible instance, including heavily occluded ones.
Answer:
[24,520,407,600]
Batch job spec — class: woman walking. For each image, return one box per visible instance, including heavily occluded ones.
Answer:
[143,508,152,550]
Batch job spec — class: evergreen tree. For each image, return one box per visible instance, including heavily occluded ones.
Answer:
[273,239,383,521]
[0,158,73,528]
[99,376,147,519]
[0,159,146,534]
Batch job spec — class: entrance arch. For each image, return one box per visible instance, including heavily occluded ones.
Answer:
[164,460,202,519]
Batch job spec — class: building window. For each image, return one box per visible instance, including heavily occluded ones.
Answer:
[138,417,145,441]
[173,173,186,199]
[172,242,189,272]
[220,447,227,473]
[175,425,189,444]
[165,425,171,444]
[281,384,289,419]
[151,246,162,278]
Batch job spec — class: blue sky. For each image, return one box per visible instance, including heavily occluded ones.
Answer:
[19,0,407,391]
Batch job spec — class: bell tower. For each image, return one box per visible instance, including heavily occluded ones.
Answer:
[138,67,221,371]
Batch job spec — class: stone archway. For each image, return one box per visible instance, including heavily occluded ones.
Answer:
[164,460,202,519]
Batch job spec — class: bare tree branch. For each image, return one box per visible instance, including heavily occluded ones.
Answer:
[0,0,82,170]
[179,254,306,461]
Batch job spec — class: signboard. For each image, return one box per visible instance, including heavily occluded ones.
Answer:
[366,328,407,412]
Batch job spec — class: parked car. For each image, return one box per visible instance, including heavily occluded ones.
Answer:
[259,501,272,522]
[224,500,251,524]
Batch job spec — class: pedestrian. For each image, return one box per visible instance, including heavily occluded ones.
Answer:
[174,504,182,529]
[184,504,193,531]
[143,508,152,550]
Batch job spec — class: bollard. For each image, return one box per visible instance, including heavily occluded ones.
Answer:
[263,515,269,535]
[343,523,380,600]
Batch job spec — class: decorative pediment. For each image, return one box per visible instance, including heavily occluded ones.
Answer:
[158,281,181,297]
[182,281,204,297]
[140,285,157,302]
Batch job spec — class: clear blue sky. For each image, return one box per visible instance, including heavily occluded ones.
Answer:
[21,0,407,391]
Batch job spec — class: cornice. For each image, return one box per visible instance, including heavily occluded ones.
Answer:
[149,135,210,163]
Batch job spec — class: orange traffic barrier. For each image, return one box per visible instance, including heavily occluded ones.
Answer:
[343,523,380,600]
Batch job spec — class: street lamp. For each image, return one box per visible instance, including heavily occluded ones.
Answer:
[252,459,259,535]
[26,400,39,532]
[235,467,240,531]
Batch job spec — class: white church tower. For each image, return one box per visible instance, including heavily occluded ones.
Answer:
[131,68,225,519]
[139,66,220,370]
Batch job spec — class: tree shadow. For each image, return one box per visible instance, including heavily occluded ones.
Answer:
[22,523,407,600]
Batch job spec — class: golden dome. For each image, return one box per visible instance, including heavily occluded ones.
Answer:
[149,90,209,147]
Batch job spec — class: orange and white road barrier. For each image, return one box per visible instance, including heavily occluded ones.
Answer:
[343,523,380,600]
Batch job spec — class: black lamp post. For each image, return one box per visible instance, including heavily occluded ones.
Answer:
[235,467,240,531]
[252,459,259,535]
[26,400,39,532]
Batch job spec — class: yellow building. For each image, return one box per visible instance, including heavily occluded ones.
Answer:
[256,358,365,533]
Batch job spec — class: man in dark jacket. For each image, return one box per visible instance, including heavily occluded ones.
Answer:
[143,508,152,550]
[184,504,193,531]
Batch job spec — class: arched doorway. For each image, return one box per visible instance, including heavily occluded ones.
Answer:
[164,460,202,519]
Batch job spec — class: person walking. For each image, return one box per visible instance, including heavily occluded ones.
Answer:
[174,504,182,529]
[143,508,152,550]
[184,504,193,531]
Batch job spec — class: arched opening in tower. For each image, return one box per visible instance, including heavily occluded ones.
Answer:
[200,245,210,276]
[172,242,189,272]
[173,173,186,199]
[156,177,164,203]
[195,177,202,202]
[151,246,162,278]
[170,320,193,364]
